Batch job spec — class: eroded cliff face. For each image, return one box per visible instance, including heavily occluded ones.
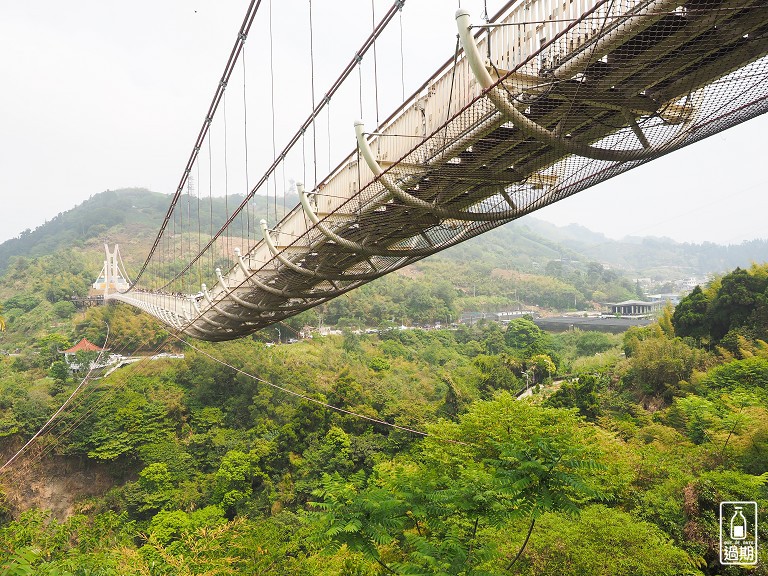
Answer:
[0,441,122,520]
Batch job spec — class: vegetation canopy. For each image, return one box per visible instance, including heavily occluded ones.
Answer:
[0,191,766,574]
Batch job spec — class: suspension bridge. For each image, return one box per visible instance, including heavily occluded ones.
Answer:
[102,0,768,341]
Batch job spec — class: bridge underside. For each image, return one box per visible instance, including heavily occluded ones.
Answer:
[111,0,768,341]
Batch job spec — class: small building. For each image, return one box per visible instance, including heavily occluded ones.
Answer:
[648,293,681,306]
[459,310,536,325]
[494,311,536,323]
[606,300,661,317]
[62,338,108,365]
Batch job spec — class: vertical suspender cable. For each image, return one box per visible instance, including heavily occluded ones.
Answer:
[196,160,201,284]
[309,0,318,189]
[358,60,364,119]
[269,0,278,226]
[187,172,192,274]
[371,0,380,127]
[223,93,230,257]
[242,50,249,245]
[327,100,332,174]
[280,161,286,223]
[484,0,491,61]
[356,58,363,219]
[399,2,405,101]
[208,133,214,274]
[172,193,177,280]
[302,131,307,190]
[131,0,262,289]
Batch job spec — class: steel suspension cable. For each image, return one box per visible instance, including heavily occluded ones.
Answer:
[187,173,192,270]
[130,0,263,289]
[223,93,231,257]
[156,0,409,289]
[327,100,332,174]
[309,0,318,188]
[371,0,380,126]
[242,41,251,245]
[0,323,112,473]
[197,157,202,284]
[269,0,278,225]
[399,2,405,101]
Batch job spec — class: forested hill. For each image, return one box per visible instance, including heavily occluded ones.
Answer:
[1,263,768,573]
[514,219,768,277]
[438,217,768,277]
[0,189,165,273]
[0,188,288,274]
[2,188,766,278]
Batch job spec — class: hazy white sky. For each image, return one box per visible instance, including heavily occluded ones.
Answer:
[1,1,766,246]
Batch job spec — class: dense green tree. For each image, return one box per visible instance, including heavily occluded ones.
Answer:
[704,266,768,341]
[702,356,768,391]
[483,322,507,354]
[474,354,520,396]
[37,334,72,369]
[300,426,355,488]
[3,294,41,313]
[327,370,364,408]
[214,450,256,514]
[513,505,701,576]
[48,360,70,394]
[546,373,602,420]
[622,324,662,357]
[52,300,76,319]
[528,353,556,383]
[575,331,615,356]
[135,462,175,514]
[504,318,548,356]
[672,285,710,340]
[627,336,705,401]
[310,394,607,574]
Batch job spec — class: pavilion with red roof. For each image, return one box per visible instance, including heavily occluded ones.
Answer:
[63,338,106,354]
[61,338,109,370]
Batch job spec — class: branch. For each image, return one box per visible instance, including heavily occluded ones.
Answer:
[720,405,744,458]
[375,557,398,574]
[506,516,535,571]
[465,516,481,572]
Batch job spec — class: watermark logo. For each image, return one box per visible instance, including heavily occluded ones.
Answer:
[720,501,758,566]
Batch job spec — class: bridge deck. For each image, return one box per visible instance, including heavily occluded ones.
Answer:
[111,0,768,340]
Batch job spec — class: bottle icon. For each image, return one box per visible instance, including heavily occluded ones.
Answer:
[731,506,747,540]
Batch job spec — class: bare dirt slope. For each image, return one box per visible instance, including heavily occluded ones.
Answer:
[1,445,119,520]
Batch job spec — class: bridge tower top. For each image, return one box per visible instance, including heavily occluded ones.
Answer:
[92,244,130,296]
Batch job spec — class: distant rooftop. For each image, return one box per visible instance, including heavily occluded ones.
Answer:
[62,338,106,354]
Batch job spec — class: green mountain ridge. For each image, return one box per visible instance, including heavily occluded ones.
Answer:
[3,188,766,280]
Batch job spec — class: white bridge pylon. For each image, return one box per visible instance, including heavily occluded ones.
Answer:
[93,244,130,297]
[109,0,768,340]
